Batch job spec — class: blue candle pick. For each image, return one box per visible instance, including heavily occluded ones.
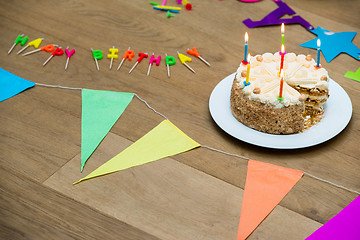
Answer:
[244,32,248,62]
[316,39,321,68]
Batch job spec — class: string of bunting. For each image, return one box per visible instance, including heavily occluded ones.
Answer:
[1,63,359,239]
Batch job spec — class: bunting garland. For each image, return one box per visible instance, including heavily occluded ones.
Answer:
[1,67,359,238]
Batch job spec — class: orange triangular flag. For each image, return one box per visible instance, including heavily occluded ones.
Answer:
[237,160,303,240]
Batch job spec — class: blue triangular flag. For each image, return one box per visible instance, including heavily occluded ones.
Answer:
[0,67,35,102]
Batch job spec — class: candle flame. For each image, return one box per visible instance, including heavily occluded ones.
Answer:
[317,39,321,48]
[281,23,285,34]
[281,44,285,53]
[245,32,248,43]
[247,53,251,63]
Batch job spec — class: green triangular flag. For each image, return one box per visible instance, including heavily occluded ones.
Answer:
[74,119,200,184]
[81,89,134,172]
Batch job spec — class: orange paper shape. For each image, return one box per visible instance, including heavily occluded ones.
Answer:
[237,160,303,240]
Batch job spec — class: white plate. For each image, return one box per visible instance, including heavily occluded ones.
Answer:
[209,73,352,149]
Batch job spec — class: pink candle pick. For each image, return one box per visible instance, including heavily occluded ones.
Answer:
[43,47,64,66]
[65,47,76,70]
[147,53,161,76]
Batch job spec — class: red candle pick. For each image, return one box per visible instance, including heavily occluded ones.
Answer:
[279,70,284,99]
[279,44,286,73]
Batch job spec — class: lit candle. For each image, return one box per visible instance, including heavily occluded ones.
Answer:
[278,70,284,100]
[244,54,251,85]
[279,44,286,73]
[244,32,248,63]
[316,39,321,68]
[281,23,285,45]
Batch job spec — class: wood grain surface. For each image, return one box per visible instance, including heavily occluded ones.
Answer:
[1,0,359,239]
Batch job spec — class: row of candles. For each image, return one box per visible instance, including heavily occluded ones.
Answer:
[7,34,210,76]
[242,23,322,100]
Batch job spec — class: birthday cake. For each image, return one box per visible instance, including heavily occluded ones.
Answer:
[230,52,329,134]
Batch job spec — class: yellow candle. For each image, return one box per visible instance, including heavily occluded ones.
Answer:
[245,54,251,84]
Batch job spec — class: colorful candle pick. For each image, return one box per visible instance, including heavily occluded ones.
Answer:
[43,47,64,67]
[316,39,321,68]
[243,32,249,63]
[186,47,210,66]
[22,44,58,56]
[177,51,195,73]
[155,5,181,10]
[162,0,166,5]
[165,53,176,77]
[147,53,162,76]
[278,70,284,100]
[129,52,148,73]
[107,46,119,70]
[279,44,286,74]
[65,46,76,70]
[91,48,103,71]
[117,47,135,71]
[281,23,285,45]
[244,54,251,86]
[8,34,28,55]
[153,7,180,13]
[17,38,44,55]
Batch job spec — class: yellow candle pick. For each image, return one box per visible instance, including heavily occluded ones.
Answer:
[245,54,251,85]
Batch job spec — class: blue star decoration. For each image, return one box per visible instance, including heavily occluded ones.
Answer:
[300,26,360,63]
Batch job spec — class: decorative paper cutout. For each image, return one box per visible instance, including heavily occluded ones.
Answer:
[237,160,303,240]
[243,0,314,30]
[0,67,35,102]
[74,120,200,184]
[306,196,360,240]
[344,68,360,82]
[300,26,360,62]
[81,89,134,172]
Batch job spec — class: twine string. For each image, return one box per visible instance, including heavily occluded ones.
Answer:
[35,82,359,195]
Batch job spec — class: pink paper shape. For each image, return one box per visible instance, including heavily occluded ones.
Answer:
[306,196,360,240]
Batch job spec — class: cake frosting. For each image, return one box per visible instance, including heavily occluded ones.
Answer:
[230,52,329,134]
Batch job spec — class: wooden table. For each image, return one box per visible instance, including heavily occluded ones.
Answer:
[1,0,359,239]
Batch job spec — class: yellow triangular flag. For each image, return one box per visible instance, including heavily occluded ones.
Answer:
[74,120,200,184]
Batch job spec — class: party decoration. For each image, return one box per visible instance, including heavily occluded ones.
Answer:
[244,54,251,86]
[129,52,149,73]
[91,48,103,71]
[147,53,161,76]
[238,0,262,2]
[243,32,249,63]
[74,119,200,184]
[177,51,195,73]
[185,3,192,10]
[43,47,64,66]
[306,196,360,240]
[278,70,284,100]
[17,38,44,55]
[237,160,303,240]
[149,1,159,5]
[117,47,135,71]
[243,0,314,31]
[344,68,360,82]
[300,26,360,63]
[155,5,181,11]
[22,44,58,56]
[8,34,28,54]
[316,39,321,68]
[281,23,285,45]
[0,67,35,102]
[166,11,175,18]
[186,47,210,66]
[165,53,176,77]
[153,6,180,13]
[107,46,119,70]
[65,47,76,70]
[81,89,134,172]
[279,44,286,73]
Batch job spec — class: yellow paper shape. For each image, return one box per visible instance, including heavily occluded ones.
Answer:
[74,120,200,184]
